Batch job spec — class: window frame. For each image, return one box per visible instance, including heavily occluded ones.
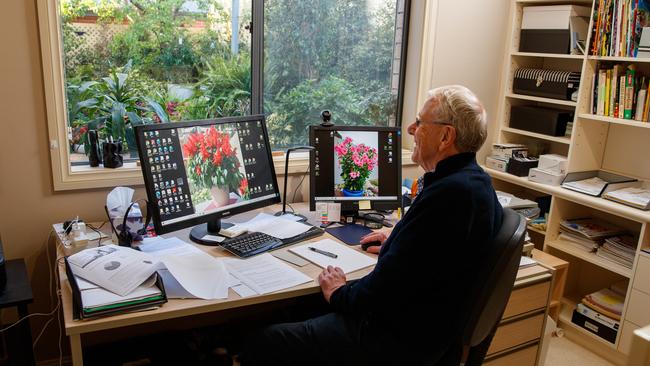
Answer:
[38,0,417,191]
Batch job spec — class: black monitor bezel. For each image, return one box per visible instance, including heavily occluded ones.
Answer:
[309,125,402,212]
[135,114,281,235]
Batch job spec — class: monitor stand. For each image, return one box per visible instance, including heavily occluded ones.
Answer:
[189,218,233,246]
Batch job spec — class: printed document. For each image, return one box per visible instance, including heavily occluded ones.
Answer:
[289,239,377,274]
[138,237,230,299]
[75,276,161,309]
[232,213,312,239]
[223,253,312,295]
[67,245,159,296]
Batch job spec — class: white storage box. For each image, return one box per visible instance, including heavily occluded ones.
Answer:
[486,156,508,172]
[538,154,568,174]
[529,168,565,186]
[522,5,590,30]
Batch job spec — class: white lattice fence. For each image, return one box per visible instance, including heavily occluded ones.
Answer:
[65,22,127,66]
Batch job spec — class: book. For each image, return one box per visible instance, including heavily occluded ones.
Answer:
[583,287,625,319]
[625,65,636,118]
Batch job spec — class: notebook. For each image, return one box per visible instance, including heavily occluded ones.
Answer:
[289,239,377,274]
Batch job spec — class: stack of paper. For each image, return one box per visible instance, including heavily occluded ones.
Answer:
[559,218,626,252]
[230,213,313,239]
[597,235,637,268]
[289,239,377,274]
[581,288,625,321]
[603,187,650,210]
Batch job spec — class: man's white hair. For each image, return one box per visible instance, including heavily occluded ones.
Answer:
[426,85,488,153]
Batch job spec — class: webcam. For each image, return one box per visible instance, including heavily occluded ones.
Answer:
[320,110,334,127]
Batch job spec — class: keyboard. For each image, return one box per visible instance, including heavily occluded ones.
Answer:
[221,227,325,258]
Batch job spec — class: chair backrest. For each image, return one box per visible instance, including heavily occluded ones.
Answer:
[462,208,527,348]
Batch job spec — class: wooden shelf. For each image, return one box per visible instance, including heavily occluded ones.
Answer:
[559,296,618,349]
[588,55,650,63]
[501,127,572,144]
[483,166,650,223]
[511,52,585,59]
[506,93,578,106]
[579,113,650,128]
[546,239,633,278]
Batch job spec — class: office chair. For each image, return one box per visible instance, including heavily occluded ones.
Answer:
[460,208,527,366]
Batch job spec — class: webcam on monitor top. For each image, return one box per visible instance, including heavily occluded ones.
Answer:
[320,110,334,127]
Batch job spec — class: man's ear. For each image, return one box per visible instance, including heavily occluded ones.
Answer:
[440,126,457,150]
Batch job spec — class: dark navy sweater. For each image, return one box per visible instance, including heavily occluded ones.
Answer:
[329,152,503,363]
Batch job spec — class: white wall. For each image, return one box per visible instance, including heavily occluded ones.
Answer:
[403,0,509,163]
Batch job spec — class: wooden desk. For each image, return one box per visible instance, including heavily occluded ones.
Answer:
[55,204,553,366]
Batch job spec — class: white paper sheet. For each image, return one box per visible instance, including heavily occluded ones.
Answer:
[233,213,312,239]
[223,253,312,295]
[138,237,230,299]
[289,239,377,274]
[80,280,161,308]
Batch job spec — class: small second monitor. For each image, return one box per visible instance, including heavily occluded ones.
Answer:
[309,125,402,214]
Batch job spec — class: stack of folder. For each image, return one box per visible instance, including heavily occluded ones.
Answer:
[572,284,626,343]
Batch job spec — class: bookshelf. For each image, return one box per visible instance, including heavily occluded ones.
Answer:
[489,0,650,362]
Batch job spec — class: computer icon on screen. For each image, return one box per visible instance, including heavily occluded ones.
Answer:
[309,125,402,217]
[135,115,281,246]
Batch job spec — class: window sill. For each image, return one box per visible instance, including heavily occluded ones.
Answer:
[55,149,416,191]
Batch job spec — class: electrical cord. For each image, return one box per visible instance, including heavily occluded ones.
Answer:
[87,221,107,246]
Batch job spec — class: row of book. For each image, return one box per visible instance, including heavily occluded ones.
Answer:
[590,64,650,121]
[590,0,649,57]
[572,282,627,343]
[559,218,637,268]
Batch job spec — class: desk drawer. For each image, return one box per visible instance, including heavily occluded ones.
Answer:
[488,313,545,355]
[502,281,550,319]
[484,344,538,366]
[625,289,650,328]
[633,255,650,295]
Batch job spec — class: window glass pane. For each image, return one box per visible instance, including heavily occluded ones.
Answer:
[60,0,252,166]
[264,0,405,148]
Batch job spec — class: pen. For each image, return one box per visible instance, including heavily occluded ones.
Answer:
[308,246,338,259]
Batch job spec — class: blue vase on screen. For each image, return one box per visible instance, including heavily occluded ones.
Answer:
[342,188,364,197]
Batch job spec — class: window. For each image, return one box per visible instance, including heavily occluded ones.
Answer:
[264,0,409,148]
[39,0,409,190]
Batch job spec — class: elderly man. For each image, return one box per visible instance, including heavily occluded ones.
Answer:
[241,85,503,365]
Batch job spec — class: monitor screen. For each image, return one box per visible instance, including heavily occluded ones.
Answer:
[135,115,281,237]
[309,125,401,213]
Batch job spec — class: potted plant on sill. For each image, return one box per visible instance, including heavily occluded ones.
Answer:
[335,137,378,197]
[183,126,249,206]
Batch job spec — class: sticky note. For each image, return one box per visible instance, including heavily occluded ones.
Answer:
[358,200,371,210]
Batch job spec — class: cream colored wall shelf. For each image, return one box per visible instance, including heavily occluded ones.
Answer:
[501,127,572,144]
[546,240,633,278]
[506,93,578,106]
[488,0,650,360]
[578,113,650,128]
[511,52,585,59]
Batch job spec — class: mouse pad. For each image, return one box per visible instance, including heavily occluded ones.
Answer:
[325,224,372,245]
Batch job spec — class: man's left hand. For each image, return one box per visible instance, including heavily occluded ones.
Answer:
[318,265,346,303]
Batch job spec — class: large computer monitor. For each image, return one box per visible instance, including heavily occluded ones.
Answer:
[309,125,402,215]
[135,115,281,245]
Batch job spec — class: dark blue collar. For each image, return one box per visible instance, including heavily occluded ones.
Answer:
[423,152,477,187]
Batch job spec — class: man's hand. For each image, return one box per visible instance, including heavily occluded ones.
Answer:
[318,265,346,303]
[359,231,388,254]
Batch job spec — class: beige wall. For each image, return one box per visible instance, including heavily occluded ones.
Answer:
[0,0,506,362]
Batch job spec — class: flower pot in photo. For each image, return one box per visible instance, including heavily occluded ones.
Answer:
[210,186,230,206]
[342,188,364,197]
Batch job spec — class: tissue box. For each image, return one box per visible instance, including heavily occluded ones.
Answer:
[109,210,144,242]
[485,156,509,172]
[538,154,568,174]
[528,168,565,186]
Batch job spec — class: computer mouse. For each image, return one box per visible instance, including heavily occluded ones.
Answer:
[361,241,382,251]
